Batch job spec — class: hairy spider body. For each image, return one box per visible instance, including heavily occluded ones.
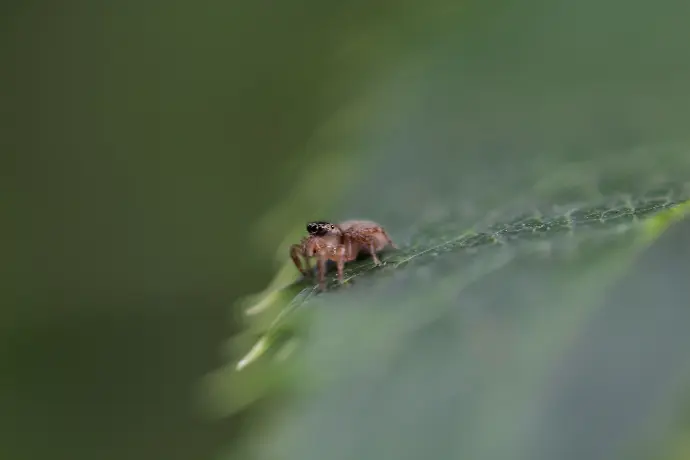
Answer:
[337,220,396,263]
[290,219,397,290]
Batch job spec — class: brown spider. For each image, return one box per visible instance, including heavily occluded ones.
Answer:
[289,219,398,290]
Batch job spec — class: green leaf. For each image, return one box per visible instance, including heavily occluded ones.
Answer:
[236,192,689,371]
[226,193,690,460]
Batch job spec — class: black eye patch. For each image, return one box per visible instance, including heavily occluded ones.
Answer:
[307,221,331,236]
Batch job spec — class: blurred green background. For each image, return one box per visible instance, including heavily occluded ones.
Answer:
[4,1,690,459]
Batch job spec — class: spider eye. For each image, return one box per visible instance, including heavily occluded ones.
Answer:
[307,221,330,236]
[330,225,335,229]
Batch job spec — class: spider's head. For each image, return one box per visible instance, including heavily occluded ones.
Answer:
[307,221,338,236]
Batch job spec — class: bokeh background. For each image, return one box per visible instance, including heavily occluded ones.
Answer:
[4,1,690,459]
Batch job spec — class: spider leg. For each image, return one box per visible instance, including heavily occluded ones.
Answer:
[303,251,312,274]
[289,244,308,276]
[381,229,398,249]
[342,234,358,262]
[350,232,383,265]
[304,238,328,278]
[316,251,328,291]
[367,238,382,265]
[335,244,347,283]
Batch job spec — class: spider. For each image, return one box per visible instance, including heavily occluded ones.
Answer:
[289,219,398,290]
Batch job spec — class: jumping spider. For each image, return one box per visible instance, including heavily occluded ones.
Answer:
[290,219,398,290]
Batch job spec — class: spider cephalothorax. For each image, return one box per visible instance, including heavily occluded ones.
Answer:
[290,219,397,290]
